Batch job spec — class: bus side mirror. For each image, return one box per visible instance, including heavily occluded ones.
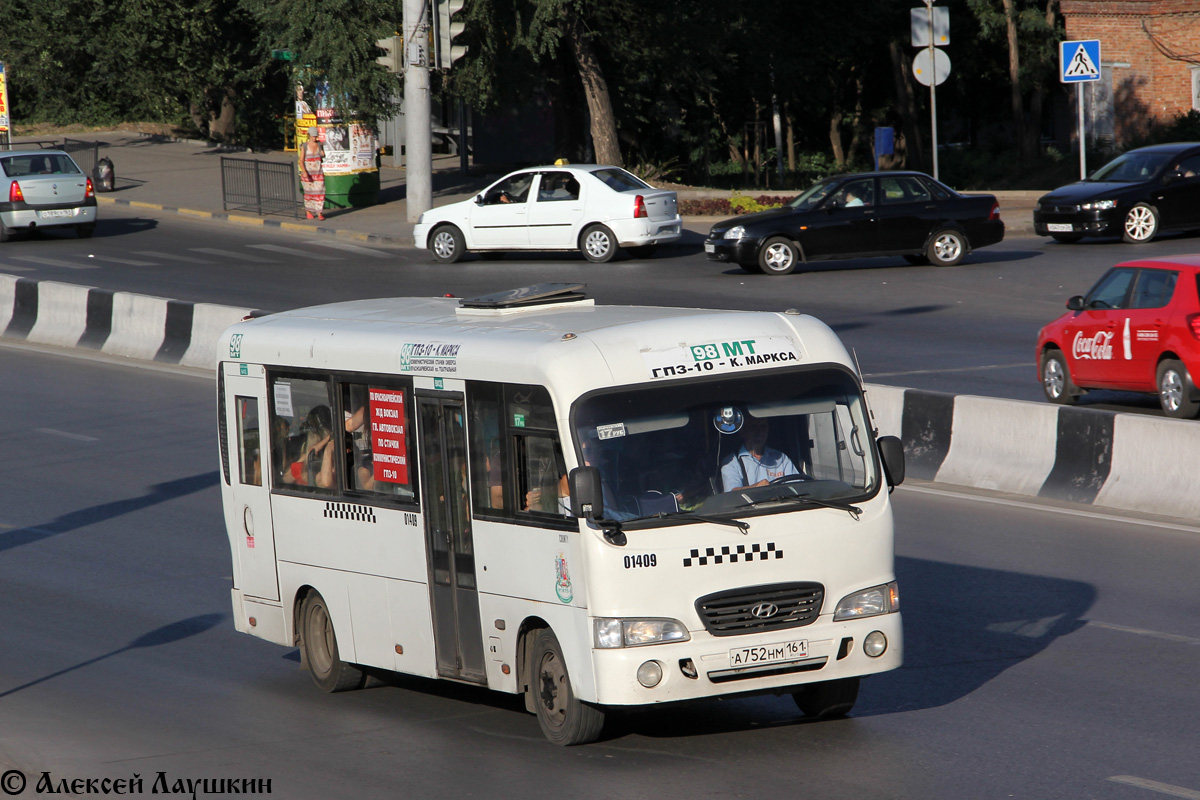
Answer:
[878,435,905,487]
[569,466,604,518]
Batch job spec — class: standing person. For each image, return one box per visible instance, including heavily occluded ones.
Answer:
[299,127,326,221]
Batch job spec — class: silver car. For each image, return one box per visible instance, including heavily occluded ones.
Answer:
[0,149,98,241]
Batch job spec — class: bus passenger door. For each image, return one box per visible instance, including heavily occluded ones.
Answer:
[417,394,487,684]
[222,364,279,602]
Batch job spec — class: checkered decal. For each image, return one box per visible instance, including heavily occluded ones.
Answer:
[323,502,377,523]
[683,542,782,567]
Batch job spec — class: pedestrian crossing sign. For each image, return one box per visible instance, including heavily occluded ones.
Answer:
[1061,40,1101,83]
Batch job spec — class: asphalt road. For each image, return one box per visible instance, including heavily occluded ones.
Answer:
[4,206,1200,412]
[1,346,1198,799]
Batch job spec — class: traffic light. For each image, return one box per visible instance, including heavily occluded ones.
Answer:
[434,0,468,70]
[375,35,401,73]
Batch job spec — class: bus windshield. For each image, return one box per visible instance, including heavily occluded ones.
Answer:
[572,367,879,523]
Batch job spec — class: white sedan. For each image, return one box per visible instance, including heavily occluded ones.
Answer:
[413,164,682,263]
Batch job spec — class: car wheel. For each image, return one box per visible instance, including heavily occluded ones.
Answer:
[625,245,658,260]
[530,628,605,745]
[927,229,966,266]
[903,254,929,265]
[793,677,860,719]
[581,224,617,263]
[758,236,800,275]
[1123,203,1159,243]
[430,225,466,263]
[1041,349,1080,405]
[1156,359,1200,419]
[299,591,366,692]
[76,223,95,239]
[1051,233,1082,244]
[0,218,9,243]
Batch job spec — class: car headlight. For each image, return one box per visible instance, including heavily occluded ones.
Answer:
[593,618,690,648]
[723,225,745,240]
[1080,199,1116,211]
[833,582,899,621]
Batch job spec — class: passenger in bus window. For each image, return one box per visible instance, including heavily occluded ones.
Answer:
[343,401,375,491]
[720,415,798,492]
[525,469,571,516]
[284,405,336,489]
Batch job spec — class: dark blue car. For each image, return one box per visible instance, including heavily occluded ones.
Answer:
[703,171,1004,275]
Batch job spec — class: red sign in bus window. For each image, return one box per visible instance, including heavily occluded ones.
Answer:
[369,388,408,484]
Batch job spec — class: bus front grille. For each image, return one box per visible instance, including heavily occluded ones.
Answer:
[695,582,824,637]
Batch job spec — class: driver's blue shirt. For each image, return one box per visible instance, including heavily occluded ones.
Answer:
[721,447,798,492]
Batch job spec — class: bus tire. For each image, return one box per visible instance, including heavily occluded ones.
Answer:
[530,628,605,745]
[300,591,366,693]
[792,677,860,719]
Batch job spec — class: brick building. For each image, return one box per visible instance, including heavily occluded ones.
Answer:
[1060,0,1200,145]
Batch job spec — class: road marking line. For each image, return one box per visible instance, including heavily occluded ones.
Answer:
[1108,776,1200,799]
[91,256,158,266]
[303,239,393,258]
[191,248,277,263]
[248,243,339,260]
[8,256,97,270]
[0,264,35,272]
[35,428,98,442]
[1087,621,1200,647]
[134,251,214,264]
[899,484,1200,534]
[866,362,1028,378]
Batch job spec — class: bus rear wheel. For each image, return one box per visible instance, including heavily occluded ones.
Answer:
[793,677,860,719]
[530,628,605,745]
[300,591,366,692]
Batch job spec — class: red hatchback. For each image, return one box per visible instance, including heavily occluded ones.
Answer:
[1037,255,1200,418]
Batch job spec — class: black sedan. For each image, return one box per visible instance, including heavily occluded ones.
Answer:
[703,171,1004,275]
[1032,142,1200,244]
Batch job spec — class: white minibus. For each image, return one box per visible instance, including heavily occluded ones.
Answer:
[216,283,905,745]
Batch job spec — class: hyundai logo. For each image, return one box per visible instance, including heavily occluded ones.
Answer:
[750,602,779,619]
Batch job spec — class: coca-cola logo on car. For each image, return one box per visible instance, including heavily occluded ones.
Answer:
[1072,330,1114,360]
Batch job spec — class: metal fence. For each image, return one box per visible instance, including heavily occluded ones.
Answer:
[61,138,99,177]
[220,156,300,218]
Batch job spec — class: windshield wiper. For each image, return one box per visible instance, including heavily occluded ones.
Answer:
[643,511,750,533]
[735,493,862,520]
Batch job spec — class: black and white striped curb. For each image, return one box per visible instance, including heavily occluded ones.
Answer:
[867,385,1200,523]
[0,274,258,369]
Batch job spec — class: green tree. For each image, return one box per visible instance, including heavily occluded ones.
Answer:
[246,0,403,128]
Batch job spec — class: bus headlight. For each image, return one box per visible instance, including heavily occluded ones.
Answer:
[833,582,899,621]
[593,618,690,649]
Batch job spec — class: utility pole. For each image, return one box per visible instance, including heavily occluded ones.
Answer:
[404,0,432,222]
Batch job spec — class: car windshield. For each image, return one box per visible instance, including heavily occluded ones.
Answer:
[786,178,839,210]
[0,153,81,178]
[1088,151,1172,183]
[572,366,879,525]
[590,167,651,192]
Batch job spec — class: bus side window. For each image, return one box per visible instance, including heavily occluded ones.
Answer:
[235,397,262,487]
[270,376,336,493]
[339,383,415,500]
[467,383,507,512]
[517,435,570,517]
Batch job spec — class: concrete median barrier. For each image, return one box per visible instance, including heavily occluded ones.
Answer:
[0,274,257,369]
[2,273,1194,522]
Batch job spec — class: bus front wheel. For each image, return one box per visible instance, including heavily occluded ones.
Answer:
[300,591,366,693]
[793,677,860,719]
[530,628,605,745]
